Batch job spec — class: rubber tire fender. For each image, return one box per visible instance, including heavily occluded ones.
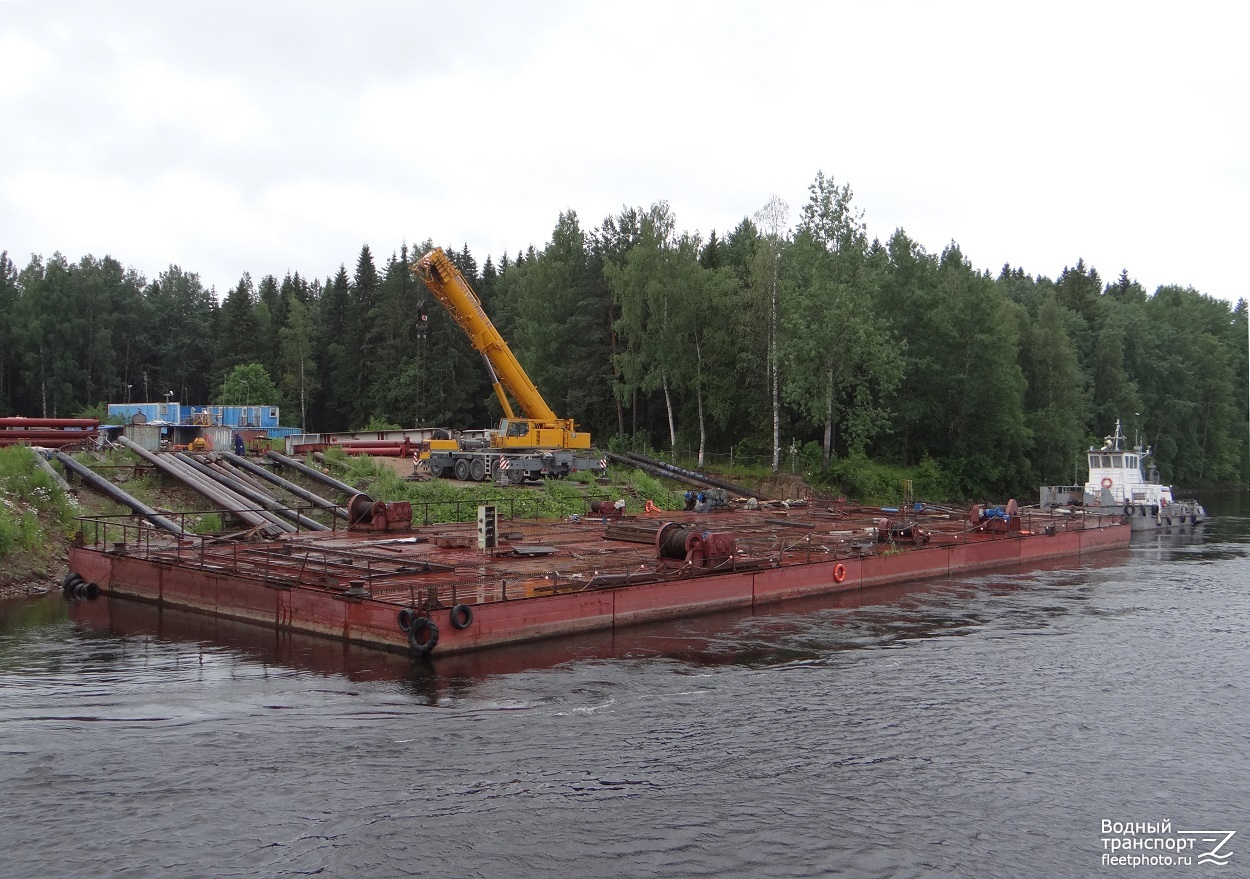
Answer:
[397,607,416,633]
[1124,503,1135,516]
[62,572,84,595]
[408,617,439,657]
[449,603,474,630]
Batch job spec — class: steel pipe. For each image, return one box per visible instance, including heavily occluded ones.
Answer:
[221,452,349,520]
[173,453,304,532]
[622,451,772,500]
[266,450,359,496]
[179,453,325,531]
[0,418,100,428]
[54,451,185,535]
[117,436,284,535]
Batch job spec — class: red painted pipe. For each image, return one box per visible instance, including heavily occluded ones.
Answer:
[0,437,93,447]
[0,429,100,440]
[0,417,100,428]
[330,440,410,448]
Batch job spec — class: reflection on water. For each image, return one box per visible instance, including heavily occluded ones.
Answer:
[1194,488,1250,518]
[2,515,1248,879]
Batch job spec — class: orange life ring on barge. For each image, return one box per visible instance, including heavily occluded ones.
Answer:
[833,563,847,583]
[1100,477,1113,489]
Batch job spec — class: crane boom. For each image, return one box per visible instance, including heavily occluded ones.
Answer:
[414,247,590,451]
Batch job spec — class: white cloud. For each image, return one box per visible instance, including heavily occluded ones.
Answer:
[0,1,1244,301]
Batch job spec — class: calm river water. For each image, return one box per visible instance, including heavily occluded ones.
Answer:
[3,494,1248,878]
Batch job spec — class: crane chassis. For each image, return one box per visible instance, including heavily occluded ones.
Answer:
[414,248,603,483]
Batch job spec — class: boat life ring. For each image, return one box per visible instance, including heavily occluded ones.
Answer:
[833,563,847,583]
[449,603,474,630]
[408,617,439,657]
[1100,477,1113,489]
[1124,503,1135,516]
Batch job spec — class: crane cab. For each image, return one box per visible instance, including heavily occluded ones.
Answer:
[493,418,592,450]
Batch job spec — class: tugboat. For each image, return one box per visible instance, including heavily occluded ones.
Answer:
[1040,420,1206,531]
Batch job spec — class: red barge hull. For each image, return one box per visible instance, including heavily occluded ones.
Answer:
[66,507,1130,658]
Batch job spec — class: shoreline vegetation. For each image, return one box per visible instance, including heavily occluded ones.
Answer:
[3,174,1247,506]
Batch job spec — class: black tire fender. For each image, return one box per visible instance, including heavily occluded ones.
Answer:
[449,603,474,630]
[408,617,439,657]
[397,607,416,633]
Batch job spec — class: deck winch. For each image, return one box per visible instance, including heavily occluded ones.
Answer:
[347,493,413,533]
[655,522,736,568]
[969,499,1021,534]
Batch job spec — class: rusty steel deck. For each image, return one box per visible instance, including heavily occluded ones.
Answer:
[67,503,1131,657]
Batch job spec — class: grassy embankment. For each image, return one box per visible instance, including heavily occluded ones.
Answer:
[0,446,80,595]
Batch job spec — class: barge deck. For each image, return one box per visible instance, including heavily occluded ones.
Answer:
[66,503,1130,658]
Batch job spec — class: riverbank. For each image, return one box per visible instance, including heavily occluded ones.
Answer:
[0,446,78,598]
[0,544,64,598]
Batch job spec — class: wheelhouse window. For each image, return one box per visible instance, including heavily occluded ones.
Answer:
[1112,455,1123,468]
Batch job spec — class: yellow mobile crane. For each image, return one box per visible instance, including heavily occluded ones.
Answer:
[413,247,602,482]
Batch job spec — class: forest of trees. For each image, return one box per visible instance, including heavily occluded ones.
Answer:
[1,171,1246,499]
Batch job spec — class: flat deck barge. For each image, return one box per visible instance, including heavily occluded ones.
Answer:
[66,502,1130,658]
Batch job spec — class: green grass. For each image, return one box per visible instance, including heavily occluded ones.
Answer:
[0,446,78,556]
[330,455,688,524]
[192,513,222,534]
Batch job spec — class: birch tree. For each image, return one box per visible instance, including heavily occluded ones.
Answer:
[752,196,789,471]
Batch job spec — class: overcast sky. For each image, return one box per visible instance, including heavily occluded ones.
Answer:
[2,1,1245,304]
